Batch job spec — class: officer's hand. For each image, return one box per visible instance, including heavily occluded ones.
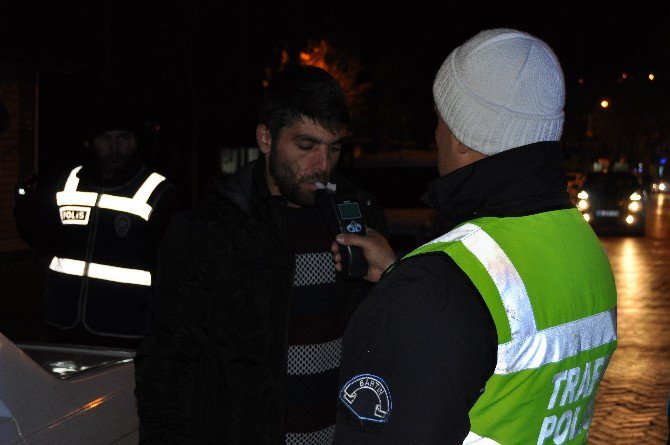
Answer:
[331,227,397,282]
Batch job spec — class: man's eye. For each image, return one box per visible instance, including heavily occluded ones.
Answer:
[330,145,342,153]
[298,144,314,150]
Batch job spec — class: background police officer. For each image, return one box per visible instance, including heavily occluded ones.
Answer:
[14,108,179,348]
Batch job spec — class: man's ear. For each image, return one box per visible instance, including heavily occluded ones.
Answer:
[256,124,272,154]
[455,134,486,163]
[455,138,470,155]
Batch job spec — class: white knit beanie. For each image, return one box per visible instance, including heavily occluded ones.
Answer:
[433,28,565,155]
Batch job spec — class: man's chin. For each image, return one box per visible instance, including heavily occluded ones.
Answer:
[100,161,126,171]
[284,189,316,207]
[293,194,316,207]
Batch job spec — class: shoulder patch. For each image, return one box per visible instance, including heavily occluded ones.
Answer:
[339,374,392,423]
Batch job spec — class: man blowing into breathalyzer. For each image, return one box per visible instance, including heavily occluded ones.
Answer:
[134,65,387,444]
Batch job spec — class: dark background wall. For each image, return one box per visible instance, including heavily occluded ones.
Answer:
[1,0,669,210]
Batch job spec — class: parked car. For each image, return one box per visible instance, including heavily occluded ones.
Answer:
[575,171,647,236]
[0,332,138,444]
[339,149,441,256]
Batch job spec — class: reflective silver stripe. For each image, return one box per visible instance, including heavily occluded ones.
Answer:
[463,431,500,444]
[98,172,165,220]
[423,222,481,245]
[56,166,99,206]
[56,167,165,220]
[63,165,83,191]
[460,226,537,338]
[49,257,85,276]
[97,195,153,220]
[425,223,617,374]
[49,257,151,286]
[496,309,617,375]
[287,338,341,375]
[133,173,166,202]
[426,223,537,338]
[56,190,99,206]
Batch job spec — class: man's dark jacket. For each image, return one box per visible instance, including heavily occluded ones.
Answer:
[134,159,386,444]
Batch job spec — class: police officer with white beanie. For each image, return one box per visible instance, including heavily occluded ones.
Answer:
[333,29,617,444]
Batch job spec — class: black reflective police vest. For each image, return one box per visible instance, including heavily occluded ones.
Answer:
[45,164,169,338]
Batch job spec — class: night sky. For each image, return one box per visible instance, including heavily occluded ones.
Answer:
[1,1,668,200]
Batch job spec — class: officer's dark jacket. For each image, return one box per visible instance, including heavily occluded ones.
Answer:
[334,141,576,444]
[14,160,178,338]
[134,159,386,444]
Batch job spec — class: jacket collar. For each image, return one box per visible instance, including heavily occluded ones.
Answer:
[213,160,274,214]
[426,141,573,230]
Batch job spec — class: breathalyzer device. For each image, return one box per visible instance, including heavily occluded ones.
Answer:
[315,188,368,279]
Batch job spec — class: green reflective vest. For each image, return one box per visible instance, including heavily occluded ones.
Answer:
[403,208,617,445]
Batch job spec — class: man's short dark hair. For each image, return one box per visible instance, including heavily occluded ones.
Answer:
[259,65,350,140]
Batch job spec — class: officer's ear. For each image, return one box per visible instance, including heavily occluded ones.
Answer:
[256,124,272,155]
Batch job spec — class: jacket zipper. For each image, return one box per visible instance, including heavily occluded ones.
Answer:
[80,187,102,327]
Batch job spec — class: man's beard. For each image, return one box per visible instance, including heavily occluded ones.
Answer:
[269,149,329,206]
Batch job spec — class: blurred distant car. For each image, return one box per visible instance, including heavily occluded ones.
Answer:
[575,172,647,236]
[340,150,441,256]
[652,178,669,193]
[0,332,138,444]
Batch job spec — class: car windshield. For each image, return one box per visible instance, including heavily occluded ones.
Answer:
[584,173,640,194]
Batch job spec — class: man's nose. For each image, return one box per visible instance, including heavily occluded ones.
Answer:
[312,146,329,173]
[103,139,119,159]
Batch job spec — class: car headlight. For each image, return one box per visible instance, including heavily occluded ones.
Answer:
[577,191,589,200]
[660,182,668,192]
[629,192,642,201]
[577,199,590,211]
[628,201,642,213]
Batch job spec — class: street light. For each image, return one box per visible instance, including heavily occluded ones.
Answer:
[600,100,609,109]
[649,73,655,81]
